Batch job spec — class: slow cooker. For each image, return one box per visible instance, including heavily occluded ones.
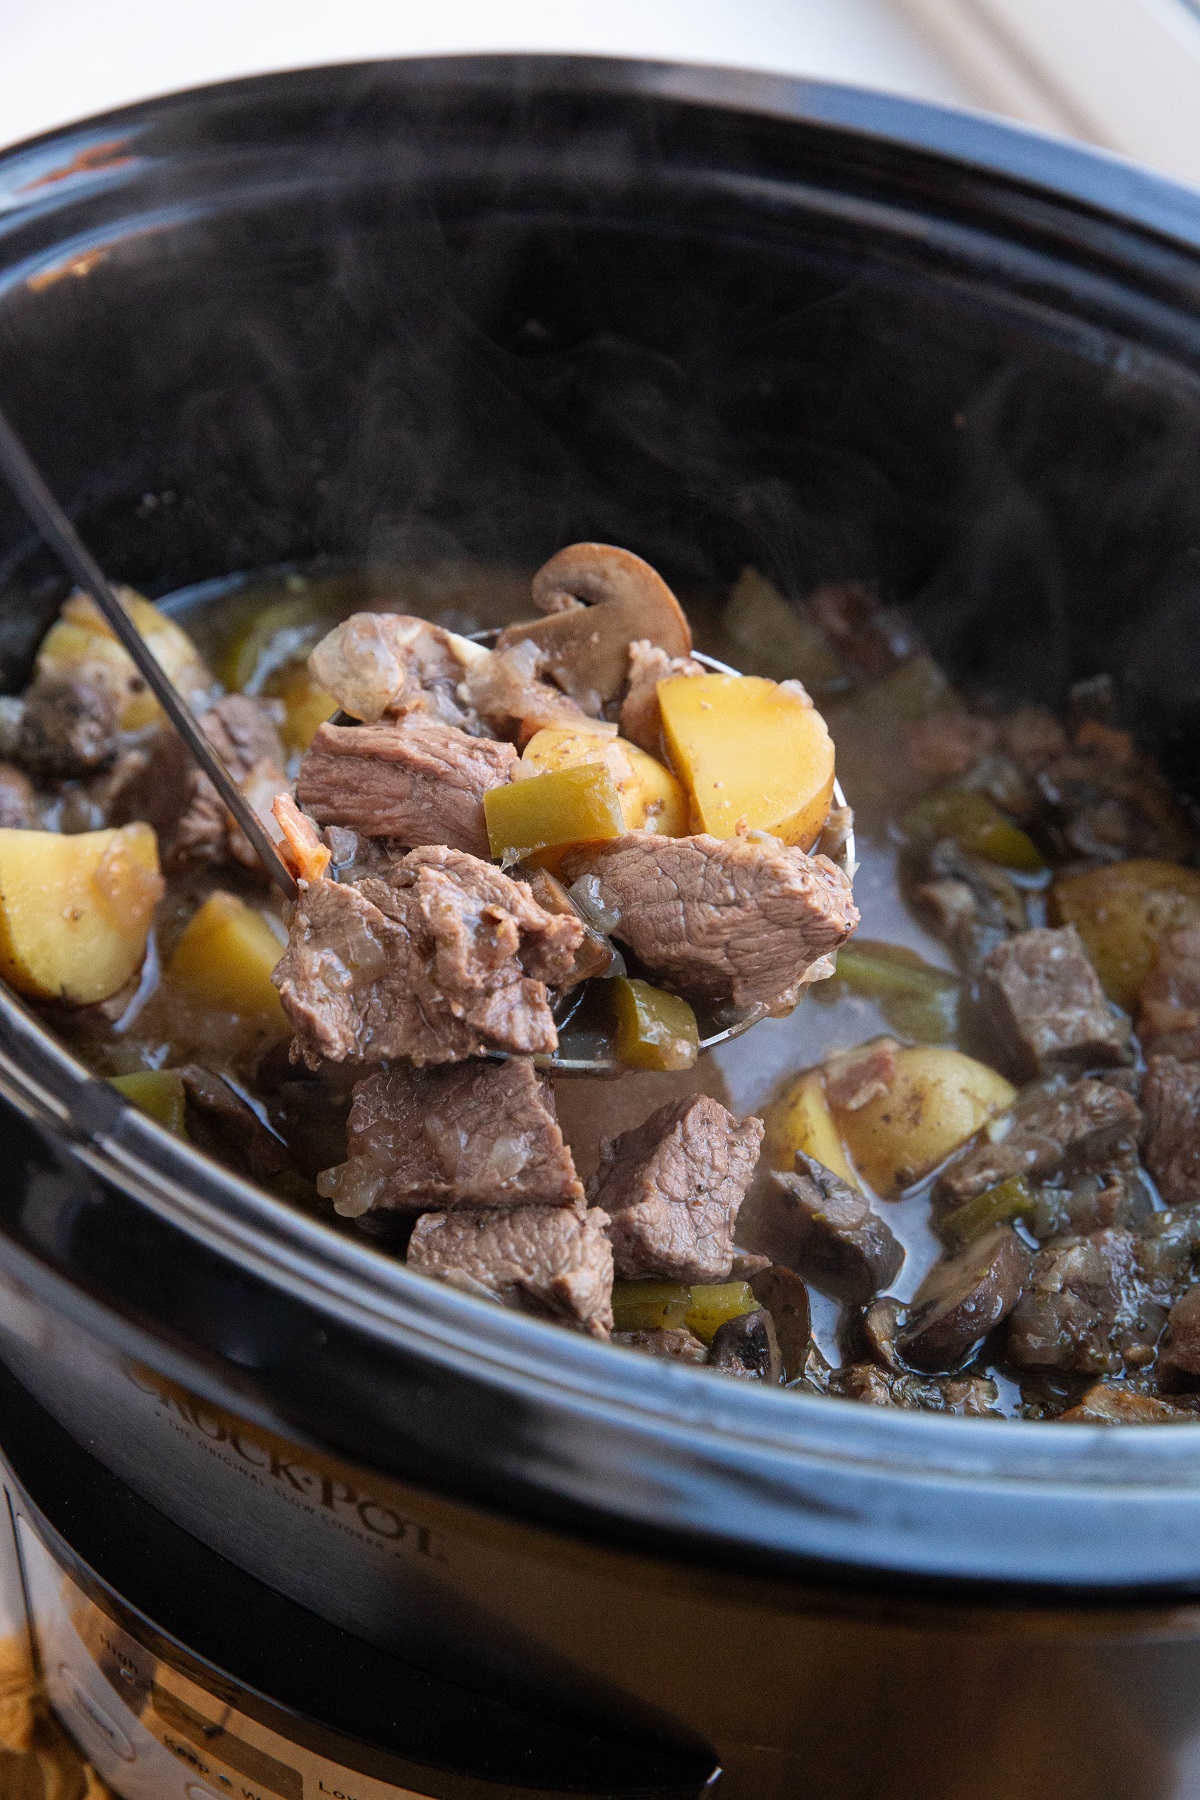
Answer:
[2,54,1200,1800]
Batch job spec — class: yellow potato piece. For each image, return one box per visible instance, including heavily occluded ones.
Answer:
[0,823,162,1005]
[1050,859,1200,1010]
[519,726,687,835]
[832,1045,1015,1199]
[762,1068,860,1189]
[166,891,286,1019]
[658,672,835,848]
[36,589,212,731]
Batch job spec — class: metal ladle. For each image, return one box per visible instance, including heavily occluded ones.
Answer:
[0,405,298,903]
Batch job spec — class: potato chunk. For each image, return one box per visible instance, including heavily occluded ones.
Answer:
[166,891,286,1019]
[831,1045,1015,1199]
[1050,858,1200,1010]
[658,672,835,848]
[762,1068,860,1188]
[519,727,687,835]
[0,823,162,1004]
[35,590,212,731]
[484,762,626,869]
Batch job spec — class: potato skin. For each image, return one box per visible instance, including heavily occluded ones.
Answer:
[0,823,162,1005]
[1050,859,1200,1011]
[831,1046,1015,1199]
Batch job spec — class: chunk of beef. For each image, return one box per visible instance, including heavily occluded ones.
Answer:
[904,712,998,781]
[896,1226,1029,1372]
[587,1095,764,1283]
[273,846,582,1068]
[297,718,516,859]
[748,1264,812,1381]
[612,1327,708,1362]
[1058,1383,1200,1424]
[0,763,36,828]
[407,1203,613,1337]
[108,694,289,871]
[618,639,705,756]
[16,675,117,779]
[1139,926,1200,1062]
[464,640,602,745]
[316,1058,584,1217]
[307,612,481,728]
[709,1309,782,1382]
[807,581,913,679]
[1005,1228,1167,1376]
[559,831,858,1012]
[981,925,1128,1081]
[823,1039,899,1112]
[1035,732,1193,865]
[755,1155,903,1305]
[934,1078,1142,1214]
[178,1065,291,1183]
[1155,1286,1200,1391]
[1136,1203,1200,1294]
[911,838,1025,976]
[1142,1057,1200,1209]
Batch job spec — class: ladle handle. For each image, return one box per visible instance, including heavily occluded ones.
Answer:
[0,406,298,902]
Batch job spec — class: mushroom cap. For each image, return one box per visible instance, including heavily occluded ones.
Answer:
[496,543,693,712]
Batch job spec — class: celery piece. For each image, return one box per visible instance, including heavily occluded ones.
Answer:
[940,1175,1033,1247]
[110,1069,188,1138]
[612,1280,691,1333]
[685,1282,758,1345]
[902,787,1045,873]
[827,940,961,1045]
[611,977,699,1072]
[484,763,625,867]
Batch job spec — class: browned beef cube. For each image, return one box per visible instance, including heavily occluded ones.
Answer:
[981,926,1127,1080]
[1005,1228,1167,1377]
[178,1065,291,1183]
[1142,1057,1200,1208]
[16,675,116,779]
[407,1203,613,1336]
[934,1078,1141,1214]
[904,711,997,780]
[0,763,36,828]
[587,1095,763,1283]
[108,694,288,871]
[1058,1383,1200,1423]
[297,718,516,859]
[754,1154,903,1306]
[1139,926,1200,1062]
[272,846,582,1068]
[612,1327,708,1362]
[1155,1286,1200,1390]
[317,1058,584,1217]
[831,1364,1000,1414]
[559,832,858,1012]
[896,1227,1030,1372]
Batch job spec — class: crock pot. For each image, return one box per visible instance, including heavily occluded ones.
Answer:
[1,54,1200,1800]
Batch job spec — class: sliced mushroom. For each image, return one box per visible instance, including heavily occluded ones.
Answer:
[756,1153,904,1306]
[896,1225,1030,1373]
[495,544,693,715]
[709,1308,783,1382]
[749,1264,812,1381]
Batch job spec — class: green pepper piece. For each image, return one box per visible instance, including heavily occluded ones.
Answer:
[110,1069,188,1138]
[611,977,699,1072]
[902,787,1045,873]
[940,1175,1033,1246]
[218,594,329,694]
[612,1280,691,1333]
[828,940,960,1044]
[484,763,626,867]
[685,1282,759,1345]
